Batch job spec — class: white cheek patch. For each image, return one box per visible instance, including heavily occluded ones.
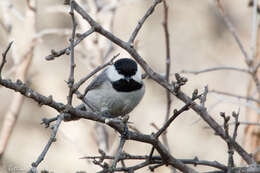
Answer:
[132,65,142,83]
[107,65,124,82]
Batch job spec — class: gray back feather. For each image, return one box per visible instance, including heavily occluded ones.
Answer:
[84,69,108,94]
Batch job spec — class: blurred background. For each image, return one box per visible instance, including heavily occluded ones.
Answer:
[0,0,257,172]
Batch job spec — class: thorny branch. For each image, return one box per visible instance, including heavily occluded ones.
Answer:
[81,154,227,171]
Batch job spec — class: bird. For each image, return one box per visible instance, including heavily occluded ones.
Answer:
[83,58,145,118]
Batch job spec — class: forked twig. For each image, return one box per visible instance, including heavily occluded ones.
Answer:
[28,114,64,173]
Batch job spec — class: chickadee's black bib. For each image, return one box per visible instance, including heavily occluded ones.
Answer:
[112,79,143,92]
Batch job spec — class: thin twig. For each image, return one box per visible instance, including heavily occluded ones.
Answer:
[154,90,200,138]
[73,53,119,97]
[210,89,260,103]
[149,163,164,171]
[0,70,215,173]
[0,40,35,158]
[52,0,257,165]
[28,114,64,172]
[111,136,126,169]
[253,142,260,157]
[204,121,260,129]
[220,112,233,173]
[253,60,260,73]
[251,70,260,95]
[250,0,259,61]
[26,0,36,12]
[216,0,251,65]
[0,1,257,172]
[148,146,155,161]
[67,1,77,105]
[200,86,208,107]
[216,0,260,104]
[45,28,94,60]
[128,0,162,44]
[81,154,227,171]
[0,0,36,159]
[0,41,13,77]
[33,28,71,39]
[41,116,58,128]
[232,111,240,142]
[155,101,193,138]
[101,1,118,62]
[110,160,157,173]
[162,0,172,151]
[181,66,250,75]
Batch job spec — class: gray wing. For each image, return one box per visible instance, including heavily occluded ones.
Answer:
[84,69,108,94]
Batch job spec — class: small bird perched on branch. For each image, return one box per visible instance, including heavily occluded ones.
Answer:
[84,58,145,118]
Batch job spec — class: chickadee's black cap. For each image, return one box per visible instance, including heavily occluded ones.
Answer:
[114,58,137,77]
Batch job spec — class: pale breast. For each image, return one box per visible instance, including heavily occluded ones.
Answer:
[85,80,145,117]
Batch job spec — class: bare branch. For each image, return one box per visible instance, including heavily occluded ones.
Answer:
[1,1,258,172]
[220,112,234,173]
[253,60,260,73]
[72,0,254,164]
[81,154,227,171]
[33,28,71,39]
[161,0,172,152]
[0,39,34,158]
[26,0,36,12]
[111,136,126,169]
[0,41,13,77]
[0,71,196,173]
[181,66,251,75]
[232,111,240,142]
[41,116,58,128]
[45,28,95,60]
[216,0,252,65]
[28,114,64,172]
[250,0,259,61]
[200,86,209,107]
[178,90,254,164]
[155,101,193,138]
[210,89,260,103]
[128,0,162,44]
[67,0,77,105]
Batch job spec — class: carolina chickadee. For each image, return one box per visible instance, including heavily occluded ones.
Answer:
[84,58,145,118]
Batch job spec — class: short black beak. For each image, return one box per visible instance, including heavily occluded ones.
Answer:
[125,76,131,82]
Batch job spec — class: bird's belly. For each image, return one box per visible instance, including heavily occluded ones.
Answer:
[85,85,144,117]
